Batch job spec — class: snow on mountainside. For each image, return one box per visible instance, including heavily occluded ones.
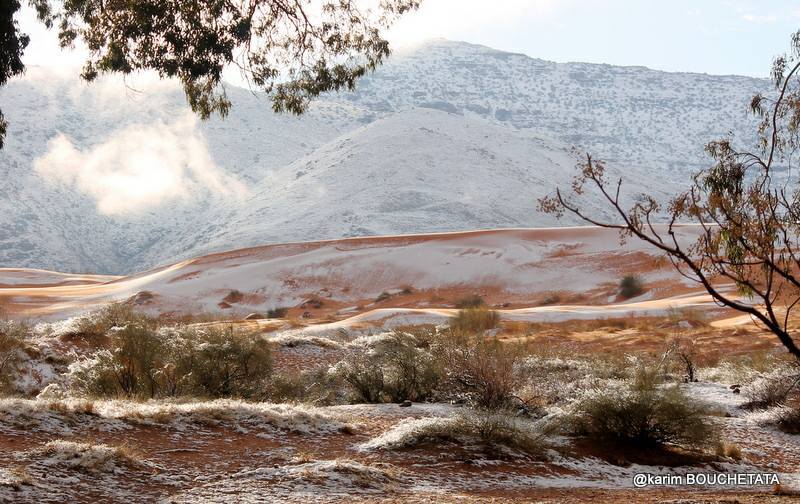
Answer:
[0,40,768,274]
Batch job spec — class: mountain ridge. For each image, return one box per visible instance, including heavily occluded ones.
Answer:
[0,39,769,274]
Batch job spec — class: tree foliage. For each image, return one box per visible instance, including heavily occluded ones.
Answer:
[1,0,419,148]
[540,31,800,360]
[0,0,29,149]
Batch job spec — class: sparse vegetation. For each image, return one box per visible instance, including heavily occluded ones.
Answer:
[619,275,644,299]
[267,307,289,319]
[742,370,800,411]
[69,324,272,399]
[335,331,440,403]
[569,367,717,450]
[449,306,500,333]
[454,294,485,309]
[438,331,520,410]
[375,291,392,303]
[361,410,550,458]
[0,321,27,394]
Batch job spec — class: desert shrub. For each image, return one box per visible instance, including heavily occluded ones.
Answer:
[516,354,628,408]
[449,307,500,333]
[379,332,440,402]
[267,367,345,405]
[335,331,441,403]
[0,321,27,394]
[619,275,644,299]
[438,331,521,410]
[742,370,800,411]
[335,352,385,403]
[69,324,272,399]
[175,327,273,398]
[540,292,561,305]
[666,336,699,382]
[570,368,717,450]
[776,407,800,434]
[454,294,485,309]
[267,307,289,319]
[70,303,154,344]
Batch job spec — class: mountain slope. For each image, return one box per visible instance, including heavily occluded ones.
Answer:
[0,40,769,273]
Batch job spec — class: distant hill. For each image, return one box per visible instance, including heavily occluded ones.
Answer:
[0,40,767,273]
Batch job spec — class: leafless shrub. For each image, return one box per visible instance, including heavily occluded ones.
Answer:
[437,331,521,410]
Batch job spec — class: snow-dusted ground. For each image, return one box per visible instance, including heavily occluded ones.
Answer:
[0,358,797,502]
[0,226,716,320]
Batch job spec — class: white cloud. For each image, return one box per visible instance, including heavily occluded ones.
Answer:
[741,13,777,23]
[34,116,247,215]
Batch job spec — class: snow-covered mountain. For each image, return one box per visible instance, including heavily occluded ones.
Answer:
[0,40,768,274]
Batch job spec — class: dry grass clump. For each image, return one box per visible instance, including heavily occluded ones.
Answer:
[715,442,743,461]
[742,368,800,411]
[569,367,718,451]
[37,440,142,473]
[0,466,33,490]
[449,307,500,333]
[360,410,549,458]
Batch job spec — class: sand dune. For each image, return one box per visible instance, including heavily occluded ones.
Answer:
[0,226,723,321]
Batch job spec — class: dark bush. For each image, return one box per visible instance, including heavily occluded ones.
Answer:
[267,307,289,319]
[619,275,645,299]
[454,294,485,309]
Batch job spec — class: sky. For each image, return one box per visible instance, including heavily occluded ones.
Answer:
[16,0,800,79]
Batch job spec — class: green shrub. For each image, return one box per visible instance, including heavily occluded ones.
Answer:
[449,307,500,333]
[335,352,385,403]
[69,324,272,399]
[267,367,344,405]
[619,275,645,299]
[454,294,485,309]
[70,303,154,344]
[177,327,272,398]
[570,368,717,450]
[0,321,28,394]
[335,332,441,403]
